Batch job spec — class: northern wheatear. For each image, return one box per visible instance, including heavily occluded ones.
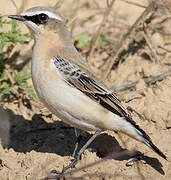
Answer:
[9,6,167,172]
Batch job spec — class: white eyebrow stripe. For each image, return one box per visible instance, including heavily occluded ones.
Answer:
[21,10,63,22]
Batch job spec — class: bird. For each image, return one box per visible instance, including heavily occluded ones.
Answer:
[9,6,167,172]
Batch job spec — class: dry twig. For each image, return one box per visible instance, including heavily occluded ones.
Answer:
[72,19,103,37]
[120,0,147,8]
[53,0,63,10]
[88,0,116,62]
[142,29,160,63]
[9,0,18,10]
[127,106,145,121]
[103,1,157,80]
[112,70,171,92]
[158,45,171,53]
[10,0,28,14]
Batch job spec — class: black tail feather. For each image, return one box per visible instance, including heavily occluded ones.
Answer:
[125,115,167,160]
[144,137,167,160]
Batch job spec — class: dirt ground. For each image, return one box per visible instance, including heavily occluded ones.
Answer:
[0,0,171,179]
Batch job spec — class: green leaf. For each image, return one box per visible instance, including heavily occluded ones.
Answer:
[77,34,90,48]
[99,36,110,46]
[22,72,31,80]
[0,42,5,52]
[24,85,37,98]
[2,86,14,96]
[11,20,17,33]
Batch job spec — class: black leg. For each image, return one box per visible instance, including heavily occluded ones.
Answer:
[72,128,83,157]
[62,129,102,173]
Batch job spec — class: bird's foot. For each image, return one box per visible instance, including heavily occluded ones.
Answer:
[62,155,80,173]
[51,130,102,176]
[51,155,80,176]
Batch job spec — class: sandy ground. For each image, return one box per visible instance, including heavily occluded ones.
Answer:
[0,0,171,179]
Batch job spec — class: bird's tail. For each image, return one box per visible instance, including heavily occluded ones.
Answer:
[123,115,167,160]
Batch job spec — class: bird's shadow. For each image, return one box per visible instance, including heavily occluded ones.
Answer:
[0,108,165,175]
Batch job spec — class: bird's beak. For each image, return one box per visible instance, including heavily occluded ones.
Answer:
[8,15,26,21]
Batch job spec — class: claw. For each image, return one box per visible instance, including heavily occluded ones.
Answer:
[62,156,79,173]
[50,154,80,175]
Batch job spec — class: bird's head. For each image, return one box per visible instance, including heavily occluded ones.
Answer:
[8,7,68,40]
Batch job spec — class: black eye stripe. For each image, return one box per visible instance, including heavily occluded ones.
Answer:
[23,13,49,25]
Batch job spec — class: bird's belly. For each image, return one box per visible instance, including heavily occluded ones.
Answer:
[32,71,107,131]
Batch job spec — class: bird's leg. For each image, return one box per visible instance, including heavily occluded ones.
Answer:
[72,128,83,157]
[62,129,102,173]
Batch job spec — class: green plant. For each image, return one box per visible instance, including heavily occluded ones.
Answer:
[76,33,92,48]
[0,71,14,97]
[98,35,110,46]
[76,33,110,50]
[12,70,36,98]
[0,15,31,54]
[0,15,35,100]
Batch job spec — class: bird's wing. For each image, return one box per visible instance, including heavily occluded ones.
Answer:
[52,56,129,118]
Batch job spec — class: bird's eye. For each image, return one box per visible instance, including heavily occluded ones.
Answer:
[38,13,48,23]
